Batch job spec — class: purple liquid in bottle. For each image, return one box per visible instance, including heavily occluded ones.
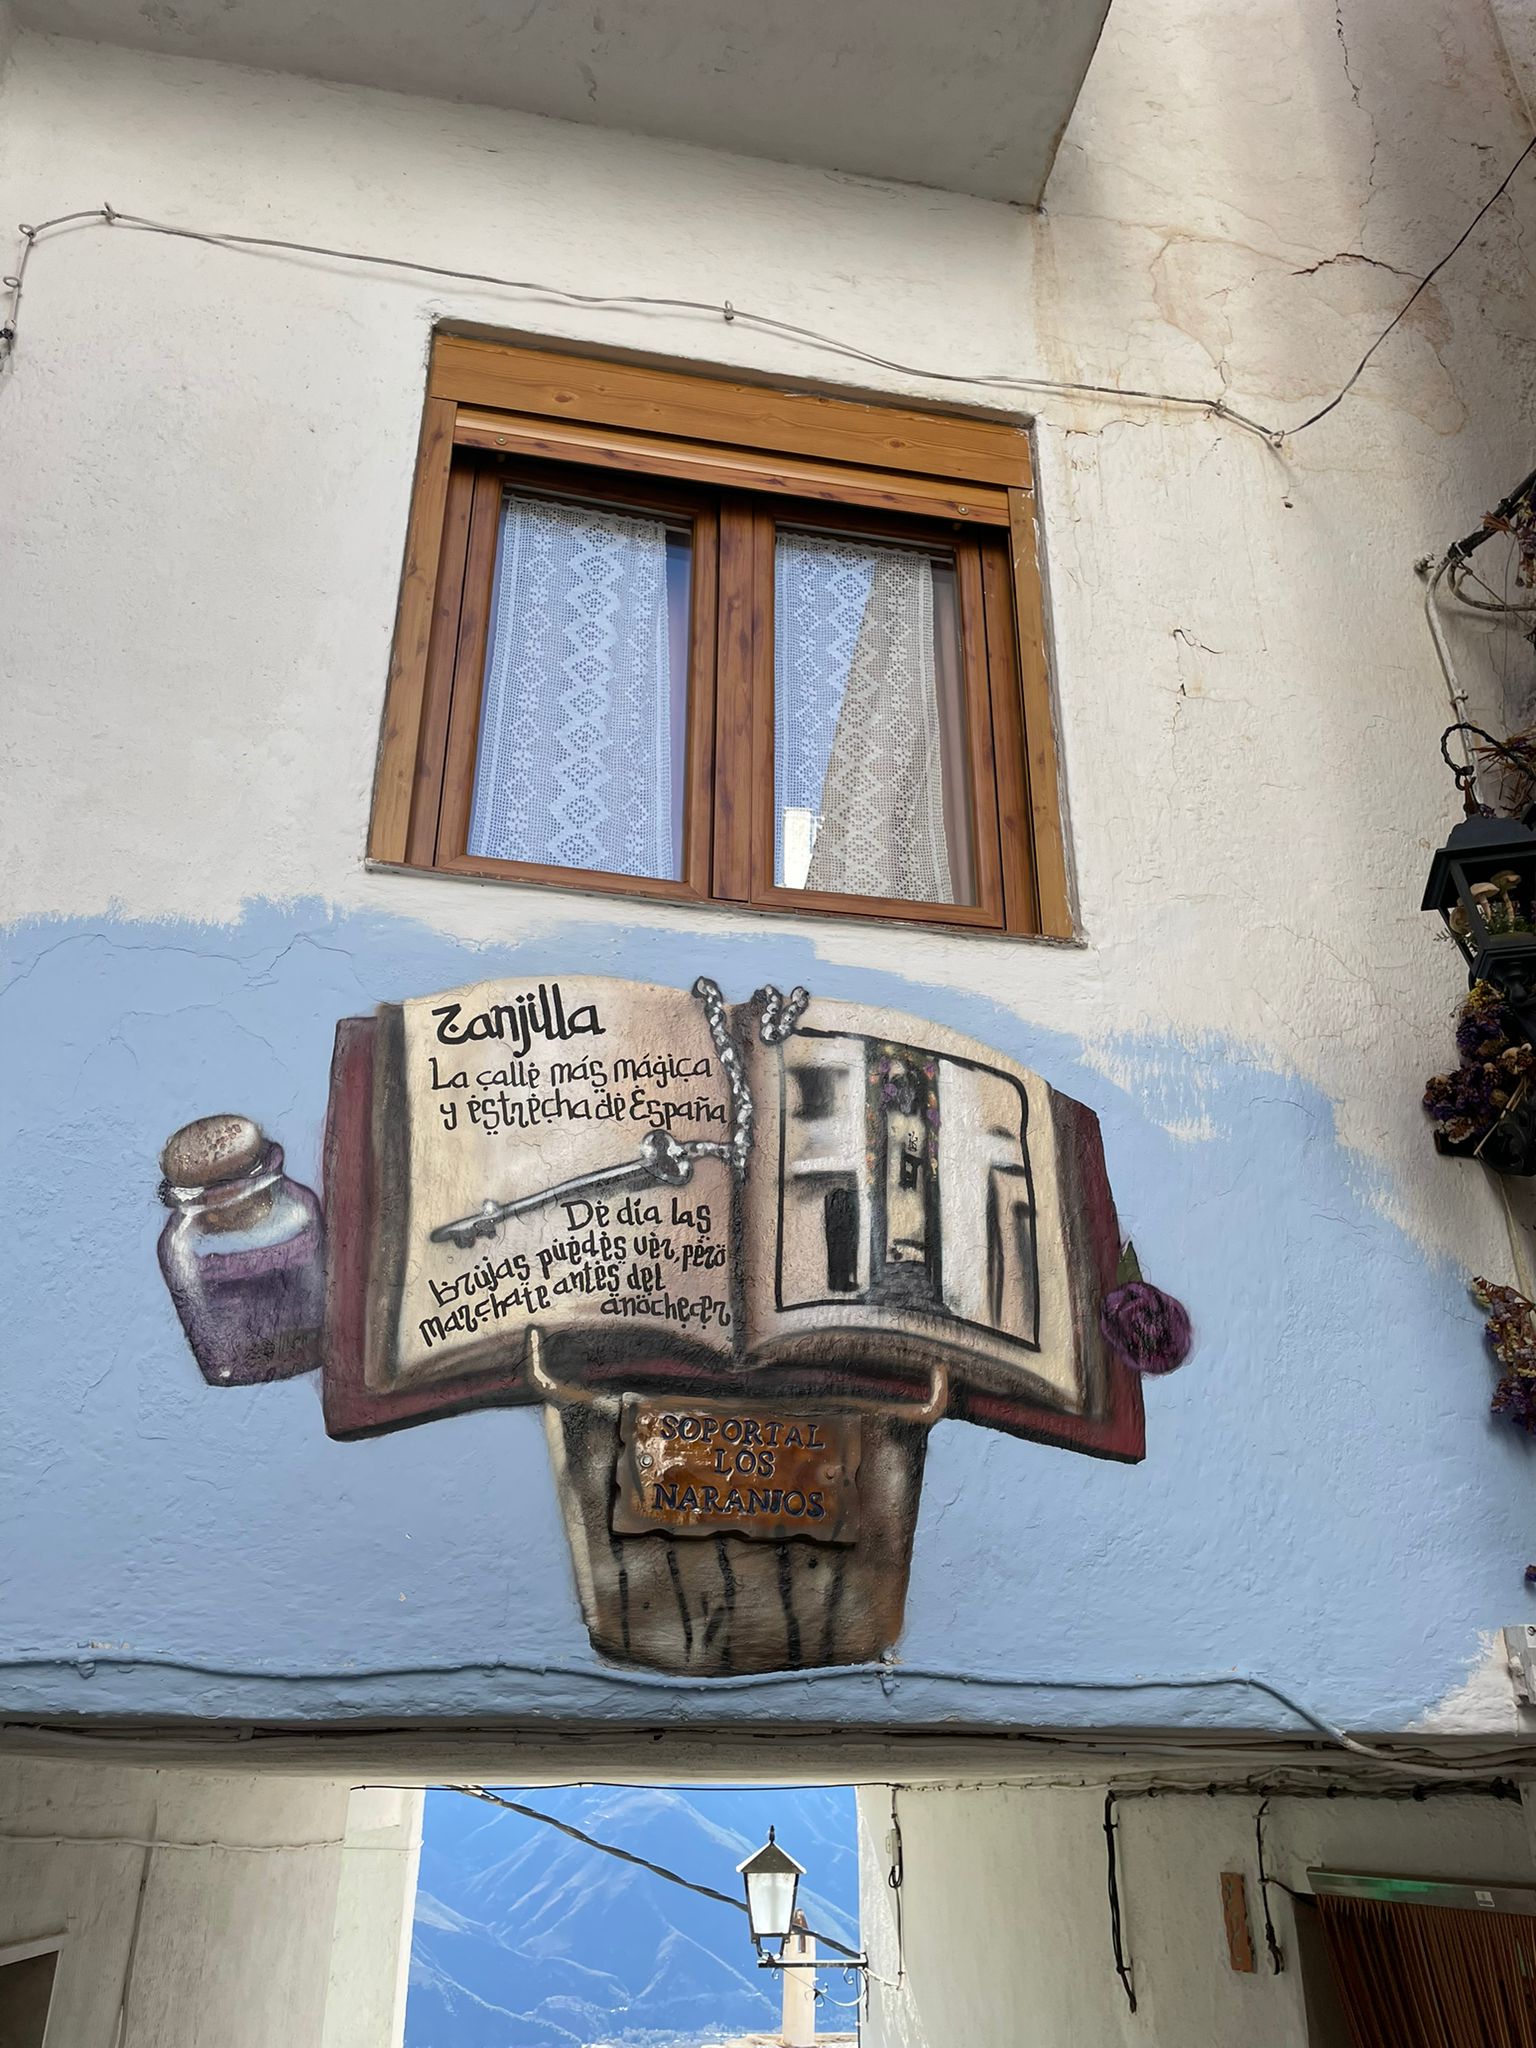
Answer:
[158,1115,325,1386]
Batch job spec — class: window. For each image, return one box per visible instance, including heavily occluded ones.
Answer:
[0,1936,62,2048]
[370,336,1070,937]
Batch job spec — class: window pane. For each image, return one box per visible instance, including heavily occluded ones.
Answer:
[773,530,975,905]
[467,490,691,880]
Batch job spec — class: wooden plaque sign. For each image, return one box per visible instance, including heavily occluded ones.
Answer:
[1221,1872,1257,1973]
[613,1396,861,1544]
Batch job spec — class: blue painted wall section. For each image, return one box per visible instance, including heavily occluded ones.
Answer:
[1,901,1522,1729]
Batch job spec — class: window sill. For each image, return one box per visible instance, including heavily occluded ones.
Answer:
[362,857,1083,946]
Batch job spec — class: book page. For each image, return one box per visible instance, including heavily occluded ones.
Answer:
[373,976,739,1389]
[740,996,1094,1411]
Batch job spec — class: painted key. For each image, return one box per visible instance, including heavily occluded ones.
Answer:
[429,1128,698,1249]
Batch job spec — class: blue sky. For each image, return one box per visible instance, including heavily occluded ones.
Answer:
[407,1783,860,2048]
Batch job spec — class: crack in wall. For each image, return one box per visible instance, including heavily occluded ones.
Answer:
[1333,0,1382,233]
[1292,251,1414,279]
[1334,0,1364,106]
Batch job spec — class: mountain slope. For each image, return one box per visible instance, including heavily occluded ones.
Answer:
[407,1784,859,2048]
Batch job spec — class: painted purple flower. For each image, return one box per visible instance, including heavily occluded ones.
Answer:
[1099,1281,1193,1376]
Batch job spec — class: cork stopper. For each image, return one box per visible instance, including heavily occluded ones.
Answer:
[160,1114,267,1191]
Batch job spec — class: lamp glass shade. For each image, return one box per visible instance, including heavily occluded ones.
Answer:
[738,1830,804,1956]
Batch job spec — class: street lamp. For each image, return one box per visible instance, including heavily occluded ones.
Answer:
[736,1827,867,1998]
[738,1828,804,1959]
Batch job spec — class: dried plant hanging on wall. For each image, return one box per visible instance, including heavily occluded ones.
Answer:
[1469,729,1536,820]
[1423,982,1536,1172]
[1469,1276,1536,1432]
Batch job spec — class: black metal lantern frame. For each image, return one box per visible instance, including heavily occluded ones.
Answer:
[1423,804,1536,1173]
[1422,812,1536,1028]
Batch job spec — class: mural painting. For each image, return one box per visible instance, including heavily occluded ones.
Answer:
[156,975,1190,1676]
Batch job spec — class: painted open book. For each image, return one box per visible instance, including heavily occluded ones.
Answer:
[321,973,1144,1461]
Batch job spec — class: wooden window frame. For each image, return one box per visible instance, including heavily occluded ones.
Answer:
[370,334,1072,938]
[430,458,718,904]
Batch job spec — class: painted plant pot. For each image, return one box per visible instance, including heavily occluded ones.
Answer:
[538,1348,946,1675]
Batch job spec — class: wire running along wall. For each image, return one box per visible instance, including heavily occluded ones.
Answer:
[5,128,1536,447]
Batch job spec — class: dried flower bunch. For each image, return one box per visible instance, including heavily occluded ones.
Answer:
[1470,1276,1536,1430]
[1423,981,1535,1147]
[1472,733,1536,820]
[1099,1280,1193,1376]
[1483,489,1536,588]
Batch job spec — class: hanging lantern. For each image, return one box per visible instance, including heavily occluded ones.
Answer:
[1422,813,1536,1021]
[738,1829,804,1958]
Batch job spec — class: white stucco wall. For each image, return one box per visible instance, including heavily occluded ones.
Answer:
[7,0,1110,205]
[322,1786,424,2048]
[3,0,1536,1736]
[857,1778,1536,2048]
[1,3,1529,1261]
[0,1758,420,2047]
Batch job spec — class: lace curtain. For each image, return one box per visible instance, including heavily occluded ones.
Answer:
[774,534,955,904]
[468,493,678,879]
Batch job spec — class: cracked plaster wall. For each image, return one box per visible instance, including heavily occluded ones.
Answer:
[856,1781,1536,2048]
[1492,0,1536,128]
[2,0,1536,1732]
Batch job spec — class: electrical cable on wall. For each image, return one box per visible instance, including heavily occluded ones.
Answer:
[0,205,1274,441]
[0,1830,360,1852]
[1420,464,1536,799]
[15,1716,1528,1785]
[0,1642,1518,1780]
[885,1784,905,1991]
[885,1772,1519,1802]
[1103,1792,1137,2013]
[1284,130,1536,438]
[0,1643,1526,1782]
[1,130,1533,447]
[0,203,1283,439]
[1253,1797,1285,1974]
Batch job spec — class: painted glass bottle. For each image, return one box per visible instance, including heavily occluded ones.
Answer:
[157,1114,325,1385]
